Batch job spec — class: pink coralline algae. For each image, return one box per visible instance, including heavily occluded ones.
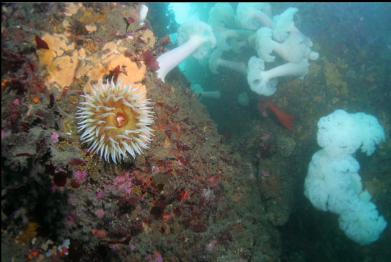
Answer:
[51,131,60,144]
[73,170,88,184]
[1,129,11,140]
[96,190,105,200]
[12,98,22,106]
[113,172,134,196]
[95,209,105,219]
[147,251,163,262]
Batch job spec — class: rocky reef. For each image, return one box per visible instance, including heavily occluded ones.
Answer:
[2,3,391,262]
[1,3,280,261]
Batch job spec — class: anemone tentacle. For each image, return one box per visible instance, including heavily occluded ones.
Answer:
[77,80,154,163]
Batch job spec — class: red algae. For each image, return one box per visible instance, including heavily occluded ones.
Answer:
[53,172,67,187]
[143,50,159,71]
[68,158,86,166]
[159,36,171,46]
[35,35,49,49]
[106,65,127,84]
[177,190,191,202]
[91,229,108,239]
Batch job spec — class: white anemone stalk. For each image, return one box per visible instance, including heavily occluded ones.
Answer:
[247,56,309,96]
[156,35,204,81]
[192,84,221,99]
[156,20,216,82]
[139,4,149,26]
[209,49,247,75]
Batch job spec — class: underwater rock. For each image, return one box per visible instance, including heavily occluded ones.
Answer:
[276,135,296,157]
[2,3,349,261]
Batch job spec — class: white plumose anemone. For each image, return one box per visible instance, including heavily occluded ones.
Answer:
[76,81,154,163]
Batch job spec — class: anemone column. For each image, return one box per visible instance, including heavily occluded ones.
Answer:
[156,36,204,81]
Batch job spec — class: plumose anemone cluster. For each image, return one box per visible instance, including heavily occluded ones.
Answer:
[304,109,386,245]
[76,81,154,163]
[156,4,318,97]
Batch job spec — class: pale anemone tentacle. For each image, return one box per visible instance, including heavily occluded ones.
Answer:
[76,80,154,163]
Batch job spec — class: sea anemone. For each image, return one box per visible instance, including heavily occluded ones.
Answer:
[76,81,154,163]
[236,3,273,30]
[208,3,248,53]
[305,110,387,245]
[255,27,319,63]
[272,7,300,42]
[208,3,235,29]
[208,48,247,75]
[247,56,309,96]
[138,4,149,26]
[156,20,216,81]
[191,84,221,99]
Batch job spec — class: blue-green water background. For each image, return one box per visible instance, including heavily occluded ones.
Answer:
[151,3,391,137]
[149,3,391,261]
